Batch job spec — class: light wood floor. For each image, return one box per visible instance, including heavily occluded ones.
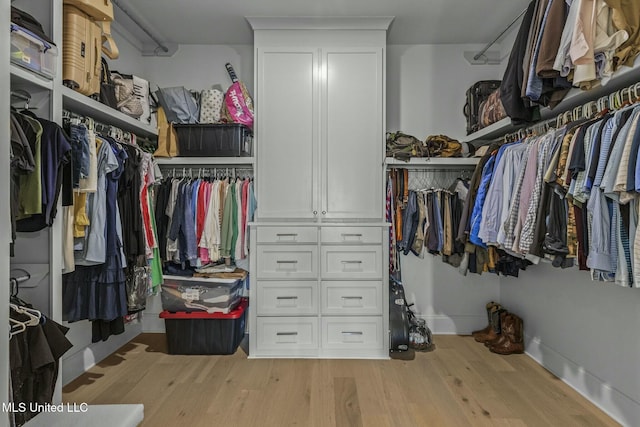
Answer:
[62,334,620,427]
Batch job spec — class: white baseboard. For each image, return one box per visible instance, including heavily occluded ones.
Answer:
[62,323,142,386]
[525,335,639,427]
[142,312,165,333]
[417,314,485,335]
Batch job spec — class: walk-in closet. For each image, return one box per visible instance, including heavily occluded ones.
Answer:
[3,0,640,426]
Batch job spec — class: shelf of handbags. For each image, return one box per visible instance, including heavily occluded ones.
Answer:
[61,86,158,138]
[385,157,480,168]
[462,56,640,144]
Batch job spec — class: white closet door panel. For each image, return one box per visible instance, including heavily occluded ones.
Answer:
[322,48,383,220]
[257,281,318,316]
[321,226,382,244]
[321,317,384,350]
[321,246,383,279]
[256,49,318,219]
[321,281,383,315]
[256,245,318,279]
[257,226,318,244]
[257,317,318,351]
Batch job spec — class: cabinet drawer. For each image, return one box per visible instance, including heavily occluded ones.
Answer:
[257,227,318,244]
[321,227,382,244]
[257,281,318,316]
[257,245,318,279]
[321,281,382,315]
[257,317,318,351]
[321,317,384,350]
[321,246,382,279]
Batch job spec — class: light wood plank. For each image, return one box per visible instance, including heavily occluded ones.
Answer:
[62,334,621,427]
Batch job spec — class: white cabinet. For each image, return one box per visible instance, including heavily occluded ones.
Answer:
[321,48,384,220]
[253,23,387,222]
[248,18,392,360]
[256,48,319,219]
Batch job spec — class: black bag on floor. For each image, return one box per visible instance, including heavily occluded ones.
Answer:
[463,80,501,135]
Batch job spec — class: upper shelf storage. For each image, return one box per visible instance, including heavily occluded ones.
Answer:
[61,86,158,138]
[462,56,640,143]
[385,157,479,168]
[10,64,54,91]
[154,157,255,166]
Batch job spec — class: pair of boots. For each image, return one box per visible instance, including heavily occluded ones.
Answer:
[472,302,524,355]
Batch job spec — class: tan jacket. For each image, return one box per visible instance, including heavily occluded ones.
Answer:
[605,0,640,68]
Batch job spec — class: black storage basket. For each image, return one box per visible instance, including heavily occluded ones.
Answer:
[173,123,252,157]
[159,299,247,355]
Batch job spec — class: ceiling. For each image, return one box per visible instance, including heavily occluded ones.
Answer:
[114,0,530,47]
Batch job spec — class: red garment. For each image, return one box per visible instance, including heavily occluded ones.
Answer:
[140,168,155,252]
[199,182,213,263]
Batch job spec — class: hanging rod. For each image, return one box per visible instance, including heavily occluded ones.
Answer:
[111,0,169,54]
[10,89,31,102]
[473,8,527,61]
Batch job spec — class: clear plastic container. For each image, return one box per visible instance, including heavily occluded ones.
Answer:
[10,23,58,79]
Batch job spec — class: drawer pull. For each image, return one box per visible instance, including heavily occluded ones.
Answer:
[276,260,299,264]
[341,296,363,300]
[341,260,363,264]
[341,233,363,237]
[276,233,298,237]
[341,331,364,335]
[276,296,299,300]
[276,332,298,336]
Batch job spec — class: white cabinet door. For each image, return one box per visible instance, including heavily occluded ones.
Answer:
[256,49,319,219]
[321,48,384,220]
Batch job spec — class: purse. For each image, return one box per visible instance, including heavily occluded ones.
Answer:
[199,88,224,123]
[425,135,462,158]
[99,57,118,109]
[153,106,178,157]
[112,72,144,118]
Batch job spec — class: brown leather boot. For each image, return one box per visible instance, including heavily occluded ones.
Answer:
[471,302,500,338]
[489,313,524,355]
[484,311,509,347]
[475,307,506,343]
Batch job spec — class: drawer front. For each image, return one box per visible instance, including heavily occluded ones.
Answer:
[321,246,382,279]
[257,245,317,279]
[321,227,382,244]
[257,317,318,351]
[321,317,384,350]
[257,227,318,244]
[321,281,382,315]
[257,281,318,316]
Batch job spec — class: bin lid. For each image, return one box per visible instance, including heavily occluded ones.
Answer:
[159,298,247,320]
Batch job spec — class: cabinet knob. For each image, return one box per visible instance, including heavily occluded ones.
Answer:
[322,211,327,215]
[313,211,318,215]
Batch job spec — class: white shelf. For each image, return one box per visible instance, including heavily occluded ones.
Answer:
[61,86,157,137]
[385,157,479,167]
[155,157,255,166]
[10,64,54,91]
[461,118,519,143]
[463,56,640,143]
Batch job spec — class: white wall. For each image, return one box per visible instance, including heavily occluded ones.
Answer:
[142,44,254,93]
[386,43,504,333]
[387,44,506,141]
[500,261,640,426]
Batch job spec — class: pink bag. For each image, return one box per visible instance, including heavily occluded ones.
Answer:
[222,63,254,129]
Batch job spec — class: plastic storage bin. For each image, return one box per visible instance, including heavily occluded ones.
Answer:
[161,275,244,314]
[159,299,247,355]
[173,123,252,157]
[10,24,58,79]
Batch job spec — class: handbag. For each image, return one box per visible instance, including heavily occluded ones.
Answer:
[154,86,200,124]
[478,88,507,129]
[99,57,118,109]
[425,135,462,158]
[112,72,144,118]
[199,88,224,123]
[221,63,254,128]
[153,106,178,158]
